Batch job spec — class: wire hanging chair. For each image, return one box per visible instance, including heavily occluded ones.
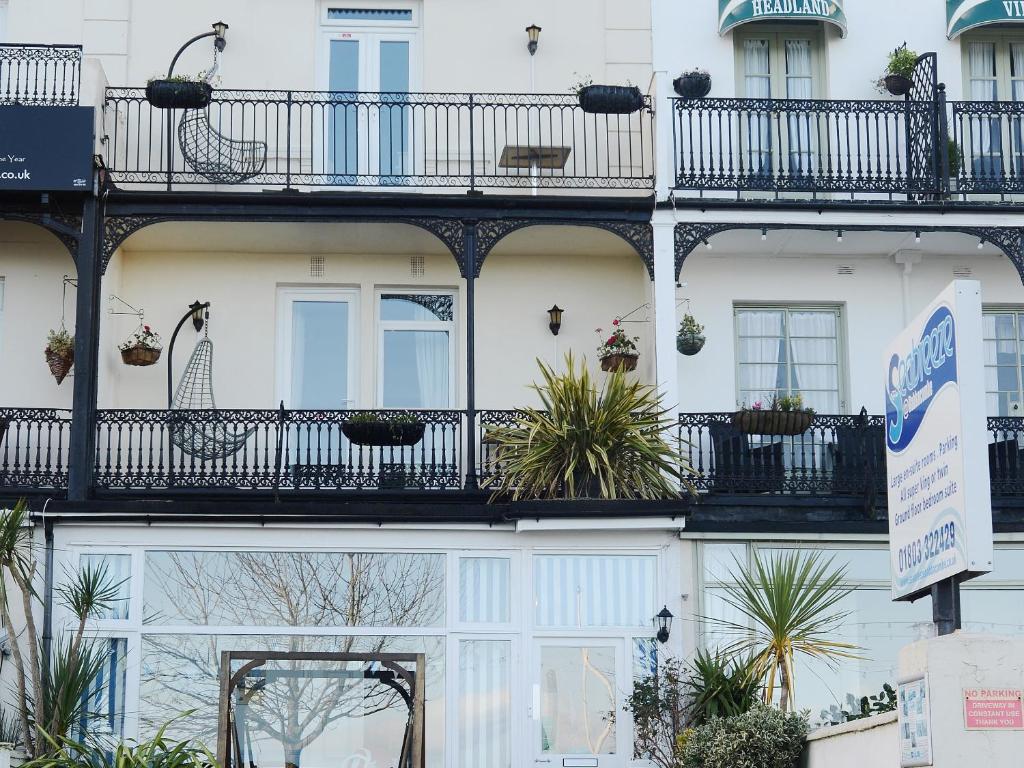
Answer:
[170,326,255,462]
[177,110,267,184]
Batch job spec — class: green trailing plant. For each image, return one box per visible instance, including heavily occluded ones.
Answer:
[823,683,898,724]
[23,718,217,768]
[624,658,687,768]
[0,500,125,757]
[482,354,694,500]
[686,648,762,726]
[707,550,861,712]
[887,44,919,78]
[680,703,809,768]
[569,73,594,96]
[45,329,73,358]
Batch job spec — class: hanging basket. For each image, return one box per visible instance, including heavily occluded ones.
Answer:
[342,420,425,447]
[731,409,814,436]
[676,332,706,356]
[577,85,644,114]
[673,72,712,100]
[600,353,639,373]
[120,344,162,367]
[145,80,213,110]
[45,347,74,385]
[884,74,913,97]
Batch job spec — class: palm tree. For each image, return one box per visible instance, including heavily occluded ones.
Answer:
[708,549,861,712]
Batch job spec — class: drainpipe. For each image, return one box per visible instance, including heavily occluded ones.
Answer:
[894,250,922,326]
[40,503,55,686]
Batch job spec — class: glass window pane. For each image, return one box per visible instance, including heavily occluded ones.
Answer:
[789,311,836,337]
[534,555,656,628]
[757,547,890,583]
[540,646,617,755]
[80,637,127,741]
[460,557,511,624]
[738,338,787,364]
[701,587,748,651]
[736,309,783,336]
[143,551,445,626]
[459,640,511,768]
[961,589,1024,633]
[972,547,1024,582]
[382,330,450,408]
[703,543,747,583]
[789,338,838,364]
[80,554,131,620]
[291,300,349,409]
[632,638,658,680]
[380,294,453,322]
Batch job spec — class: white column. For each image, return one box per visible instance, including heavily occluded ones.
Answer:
[653,219,679,410]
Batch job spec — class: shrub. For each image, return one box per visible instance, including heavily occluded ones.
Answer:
[686,649,761,726]
[680,704,809,768]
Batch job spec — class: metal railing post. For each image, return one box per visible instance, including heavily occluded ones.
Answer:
[936,83,950,198]
[285,91,293,190]
[468,94,476,194]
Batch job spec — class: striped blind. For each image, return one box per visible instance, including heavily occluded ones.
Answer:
[458,640,512,768]
[533,555,657,628]
[459,557,511,623]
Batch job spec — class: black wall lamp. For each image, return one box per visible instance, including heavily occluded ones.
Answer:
[526,24,542,56]
[655,605,674,643]
[189,300,206,332]
[547,305,563,336]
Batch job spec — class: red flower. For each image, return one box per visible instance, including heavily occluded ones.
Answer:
[143,325,151,332]
[607,336,617,345]
[612,319,620,326]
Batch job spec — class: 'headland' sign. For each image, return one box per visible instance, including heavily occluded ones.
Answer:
[947,0,1024,39]
[884,280,993,601]
[719,0,848,36]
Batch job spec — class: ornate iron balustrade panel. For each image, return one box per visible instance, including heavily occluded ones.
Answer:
[93,409,464,492]
[949,100,1024,195]
[0,44,82,106]
[476,409,528,489]
[671,97,936,195]
[103,89,654,191]
[0,408,72,490]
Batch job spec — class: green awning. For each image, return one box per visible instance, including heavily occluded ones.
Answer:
[719,0,847,37]
[947,0,1024,39]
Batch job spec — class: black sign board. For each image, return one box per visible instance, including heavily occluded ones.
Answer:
[0,106,93,192]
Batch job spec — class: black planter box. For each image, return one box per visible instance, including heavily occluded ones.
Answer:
[884,74,913,97]
[673,72,712,100]
[341,420,425,447]
[145,80,214,109]
[577,85,644,114]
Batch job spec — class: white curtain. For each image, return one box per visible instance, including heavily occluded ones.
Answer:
[1012,44,1024,172]
[968,42,999,171]
[737,309,785,405]
[743,39,772,176]
[413,330,449,408]
[785,40,814,175]
[788,310,840,413]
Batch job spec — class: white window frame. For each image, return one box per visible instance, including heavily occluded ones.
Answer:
[376,289,456,408]
[961,32,1024,101]
[450,550,519,632]
[0,1,8,43]
[733,303,848,413]
[982,305,1024,415]
[319,1,421,29]
[275,285,360,408]
[733,25,826,99]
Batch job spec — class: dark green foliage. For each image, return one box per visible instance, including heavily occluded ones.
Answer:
[680,703,809,768]
[686,649,761,726]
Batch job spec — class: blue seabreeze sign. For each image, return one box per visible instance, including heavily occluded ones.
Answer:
[884,280,993,601]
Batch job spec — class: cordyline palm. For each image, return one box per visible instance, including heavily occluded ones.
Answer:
[710,550,861,712]
[483,355,693,500]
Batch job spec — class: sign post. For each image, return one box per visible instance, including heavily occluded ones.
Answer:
[883,280,993,632]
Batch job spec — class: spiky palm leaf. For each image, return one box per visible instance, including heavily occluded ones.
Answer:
[56,561,125,622]
[686,648,761,725]
[708,550,862,711]
[38,634,109,741]
[26,717,214,768]
[483,355,694,500]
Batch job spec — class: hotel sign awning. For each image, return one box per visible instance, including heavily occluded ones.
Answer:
[719,0,848,37]
[947,0,1024,39]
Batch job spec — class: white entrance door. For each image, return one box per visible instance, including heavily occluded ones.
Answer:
[324,30,415,182]
[532,639,629,768]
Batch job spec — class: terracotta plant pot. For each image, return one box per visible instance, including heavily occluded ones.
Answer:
[676,332,706,356]
[600,353,639,372]
[341,420,425,447]
[145,80,213,109]
[120,344,162,367]
[673,72,712,100]
[45,347,74,385]
[884,74,913,97]
[577,85,644,114]
[731,409,814,436]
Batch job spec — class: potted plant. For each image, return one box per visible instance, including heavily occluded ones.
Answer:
[676,313,706,356]
[341,411,425,447]
[572,74,645,115]
[673,68,711,100]
[947,137,962,179]
[881,44,918,97]
[44,328,74,385]
[732,394,815,436]
[119,324,163,367]
[145,74,214,109]
[596,319,640,372]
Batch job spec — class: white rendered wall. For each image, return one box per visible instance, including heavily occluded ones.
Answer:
[802,711,899,768]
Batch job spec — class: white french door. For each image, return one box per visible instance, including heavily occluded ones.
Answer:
[531,638,629,768]
[323,30,416,182]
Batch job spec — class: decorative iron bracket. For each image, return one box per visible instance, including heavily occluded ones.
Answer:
[0,211,82,260]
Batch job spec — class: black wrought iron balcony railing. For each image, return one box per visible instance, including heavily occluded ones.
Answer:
[671,97,942,197]
[678,412,1024,497]
[102,89,654,192]
[948,100,1024,195]
[0,44,82,106]
[0,408,72,491]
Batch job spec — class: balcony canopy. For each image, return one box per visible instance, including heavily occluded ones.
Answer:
[719,0,847,37]
[947,0,1024,38]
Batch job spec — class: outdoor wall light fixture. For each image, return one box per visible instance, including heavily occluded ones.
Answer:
[915,230,921,244]
[189,300,206,332]
[978,238,985,250]
[761,227,767,241]
[212,21,229,52]
[655,606,674,643]
[547,304,563,336]
[836,229,843,243]
[526,24,542,56]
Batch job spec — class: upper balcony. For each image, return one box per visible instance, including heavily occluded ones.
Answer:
[0,43,82,106]
[670,94,1024,204]
[101,88,655,195]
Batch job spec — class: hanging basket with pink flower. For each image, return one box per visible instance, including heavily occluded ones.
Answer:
[596,319,639,372]
[119,325,163,367]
